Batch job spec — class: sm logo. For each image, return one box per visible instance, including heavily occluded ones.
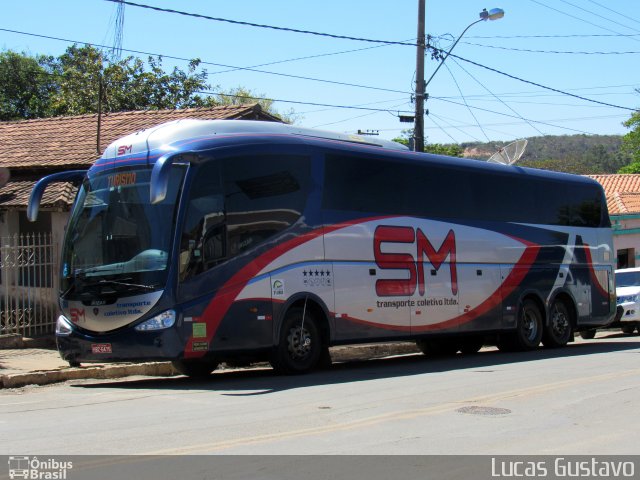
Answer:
[373,225,457,297]
[117,144,132,156]
[70,308,86,324]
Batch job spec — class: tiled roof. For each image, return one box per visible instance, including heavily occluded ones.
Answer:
[0,104,281,171]
[587,174,640,215]
[0,179,76,209]
[0,104,282,209]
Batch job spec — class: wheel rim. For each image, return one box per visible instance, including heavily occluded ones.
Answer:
[551,305,569,338]
[287,325,312,360]
[523,307,539,342]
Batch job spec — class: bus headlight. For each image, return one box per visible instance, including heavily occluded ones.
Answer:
[134,310,176,331]
[56,315,73,336]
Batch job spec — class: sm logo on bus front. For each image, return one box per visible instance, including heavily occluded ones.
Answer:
[373,225,457,297]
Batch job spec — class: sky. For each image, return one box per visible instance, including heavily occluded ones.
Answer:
[1,0,639,146]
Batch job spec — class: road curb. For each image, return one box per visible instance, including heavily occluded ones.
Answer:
[1,342,420,389]
[1,362,177,389]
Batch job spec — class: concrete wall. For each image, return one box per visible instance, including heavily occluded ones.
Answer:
[611,214,640,268]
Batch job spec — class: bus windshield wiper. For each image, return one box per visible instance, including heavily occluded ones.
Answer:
[77,278,157,292]
[97,279,156,291]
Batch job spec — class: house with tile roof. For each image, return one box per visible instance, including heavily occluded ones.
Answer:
[0,103,282,238]
[588,174,640,268]
[0,104,282,335]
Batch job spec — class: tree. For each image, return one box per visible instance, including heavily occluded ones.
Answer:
[0,50,56,120]
[1,45,289,120]
[391,129,463,156]
[618,105,640,173]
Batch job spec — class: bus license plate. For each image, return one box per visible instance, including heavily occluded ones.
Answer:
[91,343,112,354]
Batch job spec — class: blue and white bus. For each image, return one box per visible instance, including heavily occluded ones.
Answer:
[29,120,615,376]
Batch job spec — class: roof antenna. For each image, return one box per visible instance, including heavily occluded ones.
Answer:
[110,0,125,60]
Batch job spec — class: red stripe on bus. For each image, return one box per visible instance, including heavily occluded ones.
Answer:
[335,240,540,333]
[183,217,392,358]
[583,243,610,299]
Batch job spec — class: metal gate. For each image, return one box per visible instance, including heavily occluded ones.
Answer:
[0,233,58,337]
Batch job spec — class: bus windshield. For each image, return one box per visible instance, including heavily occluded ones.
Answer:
[60,166,185,298]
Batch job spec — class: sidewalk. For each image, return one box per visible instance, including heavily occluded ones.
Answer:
[0,334,420,389]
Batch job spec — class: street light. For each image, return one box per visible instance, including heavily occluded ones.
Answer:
[413,7,505,152]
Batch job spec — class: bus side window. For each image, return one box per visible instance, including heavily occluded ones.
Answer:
[179,161,224,281]
[202,223,226,269]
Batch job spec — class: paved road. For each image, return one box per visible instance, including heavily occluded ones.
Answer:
[1,334,638,455]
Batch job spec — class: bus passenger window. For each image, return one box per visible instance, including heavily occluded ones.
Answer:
[179,154,310,282]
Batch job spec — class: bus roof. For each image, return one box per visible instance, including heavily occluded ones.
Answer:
[101,119,408,161]
[98,118,603,191]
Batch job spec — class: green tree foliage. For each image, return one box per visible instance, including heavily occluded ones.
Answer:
[464,135,632,174]
[618,107,640,173]
[391,129,463,157]
[0,50,56,120]
[0,45,286,121]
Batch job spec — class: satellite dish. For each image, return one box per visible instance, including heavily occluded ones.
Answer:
[0,167,10,188]
[487,139,528,165]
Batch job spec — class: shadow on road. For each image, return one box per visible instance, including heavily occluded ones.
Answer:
[73,335,640,395]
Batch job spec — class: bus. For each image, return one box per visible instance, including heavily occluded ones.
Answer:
[28,120,616,376]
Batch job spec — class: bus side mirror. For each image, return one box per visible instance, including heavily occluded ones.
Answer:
[150,154,175,204]
[28,170,87,222]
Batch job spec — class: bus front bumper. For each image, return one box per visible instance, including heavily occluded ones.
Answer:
[56,315,185,365]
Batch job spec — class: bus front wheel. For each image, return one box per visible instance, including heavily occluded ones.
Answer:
[172,359,219,378]
[270,307,322,374]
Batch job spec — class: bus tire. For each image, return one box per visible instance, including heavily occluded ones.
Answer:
[542,300,573,348]
[621,324,635,334]
[416,338,459,356]
[270,307,322,374]
[499,299,543,351]
[459,336,484,354]
[172,359,219,378]
[579,329,596,340]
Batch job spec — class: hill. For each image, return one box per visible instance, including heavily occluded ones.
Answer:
[460,134,632,174]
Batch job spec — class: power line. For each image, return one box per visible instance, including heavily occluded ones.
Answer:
[557,0,640,34]
[459,42,640,55]
[443,63,490,142]
[196,89,414,115]
[105,0,417,47]
[0,27,411,96]
[528,0,640,43]
[3,26,633,115]
[449,57,545,136]
[432,97,599,135]
[585,0,640,27]
[465,32,640,39]
[208,40,414,76]
[426,114,463,143]
[437,48,638,111]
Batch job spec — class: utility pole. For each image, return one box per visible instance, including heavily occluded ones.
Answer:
[414,0,426,152]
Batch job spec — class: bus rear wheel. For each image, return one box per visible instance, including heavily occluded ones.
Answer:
[542,300,573,348]
[459,336,484,354]
[270,307,322,374]
[579,329,596,340]
[171,359,219,378]
[416,338,459,356]
[499,299,543,351]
